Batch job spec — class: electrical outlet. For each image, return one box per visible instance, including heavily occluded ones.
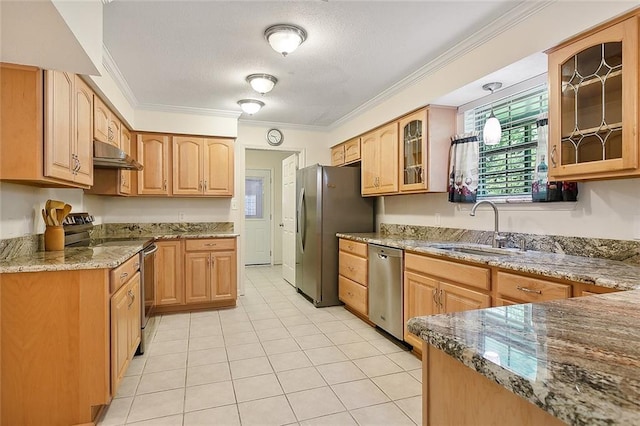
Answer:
[178,212,185,221]
[231,198,238,210]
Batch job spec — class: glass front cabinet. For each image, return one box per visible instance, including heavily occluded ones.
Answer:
[547,12,639,180]
[398,106,456,193]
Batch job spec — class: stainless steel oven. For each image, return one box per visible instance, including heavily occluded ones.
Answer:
[139,242,158,354]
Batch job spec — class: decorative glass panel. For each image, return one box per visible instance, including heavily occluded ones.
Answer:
[560,42,623,165]
[244,178,264,219]
[402,120,423,185]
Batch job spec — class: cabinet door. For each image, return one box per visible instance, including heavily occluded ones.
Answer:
[127,273,142,358]
[403,271,439,348]
[111,282,130,394]
[155,240,184,305]
[548,17,639,179]
[93,96,110,144]
[185,252,212,304]
[203,138,234,196]
[344,138,361,163]
[108,115,121,148]
[120,127,132,195]
[73,75,94,186]
[399,110,427,192]
[377,122,399,193]
[137,134,170,195]
[439,282,490,314]
[331,144,345,166]
[44,70,75,183]
[173,137,204,195]
[211,250,237,301]
[360,130,379,195]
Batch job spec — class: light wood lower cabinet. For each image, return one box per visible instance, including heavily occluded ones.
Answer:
[111,271,141,395]
[155,240,185,306]
[404,252,491,350]
[338,239,369,317]
[495,271,572,304]
[154,238,237,313]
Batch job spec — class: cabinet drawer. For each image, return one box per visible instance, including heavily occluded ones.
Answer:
[339,276,367,316]
[405,252,490,291]
[339,252,367,285]
[110,253,141,293]
[344,138,361,163]
[496,271,571,303]
[339,239,368,258]
[185,238,236,252]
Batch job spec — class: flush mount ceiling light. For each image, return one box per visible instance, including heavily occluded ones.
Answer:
[264,24,307,56]
[482,82,503,146]
[246,74,278,95]
[237,99,265,115]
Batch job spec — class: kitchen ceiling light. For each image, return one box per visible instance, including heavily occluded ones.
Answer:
[237,99,265,115]
[482,82,503,146]
[246,74,278,94]
[264,24,307,56]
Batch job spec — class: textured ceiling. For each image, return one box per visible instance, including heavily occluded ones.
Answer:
[104,1,521,127]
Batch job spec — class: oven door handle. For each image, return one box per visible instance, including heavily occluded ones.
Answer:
[143,244,158,256]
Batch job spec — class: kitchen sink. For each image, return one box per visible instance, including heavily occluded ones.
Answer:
[430,244,523,257]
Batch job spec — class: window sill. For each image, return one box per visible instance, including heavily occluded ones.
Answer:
[456,200,578,212]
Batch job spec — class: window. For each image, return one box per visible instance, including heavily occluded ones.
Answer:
[464,84,548,202]
[244,178,264,218]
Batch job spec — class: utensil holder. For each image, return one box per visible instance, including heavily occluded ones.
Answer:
[44,226,64,251]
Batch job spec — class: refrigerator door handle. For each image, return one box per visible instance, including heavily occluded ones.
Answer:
[297,187,306,253]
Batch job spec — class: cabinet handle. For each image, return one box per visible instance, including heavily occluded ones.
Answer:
[120,272,128,280]
[347,266,355,271]
[127,289,135,307]
[204,243,217,247]
[516,286,542,295]
[204,180,207,190]
[550,145,557,167]
[134,262,140,270]
[433,290,439,307]
[163,180,167,190]
[199,181,203,191]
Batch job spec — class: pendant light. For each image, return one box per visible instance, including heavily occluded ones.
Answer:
[246,74,278,95]
[482,82,503,146]
[264,24,307,56]
[237,99,265,115]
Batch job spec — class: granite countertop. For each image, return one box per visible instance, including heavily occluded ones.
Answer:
[407,291,640,425]
[337,232,640,291]
[0,232,238,274]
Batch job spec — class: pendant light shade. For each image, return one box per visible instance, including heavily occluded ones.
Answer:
[483,113,502,146]
[246,74,278,94]
[481,82,503,146]
[237,99,265,115]
[264,24,307,56]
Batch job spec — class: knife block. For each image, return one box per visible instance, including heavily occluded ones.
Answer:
[44,226,64,251]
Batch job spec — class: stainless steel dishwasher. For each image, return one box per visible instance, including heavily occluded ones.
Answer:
[368,244,404,340]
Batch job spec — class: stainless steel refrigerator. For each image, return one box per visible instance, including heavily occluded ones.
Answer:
[296,164,374,307]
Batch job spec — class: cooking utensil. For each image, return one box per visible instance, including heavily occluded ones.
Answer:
[57,204,71,225]
[42,209,50,226]
[50,208,58,226]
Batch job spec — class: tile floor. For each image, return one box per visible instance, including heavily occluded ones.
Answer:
[99,265,422,426]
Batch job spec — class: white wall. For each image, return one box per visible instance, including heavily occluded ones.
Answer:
[246,149,297,265]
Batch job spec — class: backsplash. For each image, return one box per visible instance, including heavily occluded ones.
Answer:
[0,222,234,261]
[381,224,640,265]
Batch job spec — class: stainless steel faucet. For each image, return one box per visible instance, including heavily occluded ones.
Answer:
[470,200,503,248]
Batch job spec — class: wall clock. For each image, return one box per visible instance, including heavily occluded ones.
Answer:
[266,128,284,146]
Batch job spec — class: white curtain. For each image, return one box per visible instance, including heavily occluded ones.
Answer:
[448,132,479,203]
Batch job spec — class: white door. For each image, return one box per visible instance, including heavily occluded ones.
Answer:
[245,169,271,265]
[282,154,298,285]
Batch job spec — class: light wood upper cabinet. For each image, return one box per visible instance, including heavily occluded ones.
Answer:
[331,144,345,166]
[398,106,455,193]
[108,115,122,148]
[120,127,132,195]
[137,134,171,195]
[94,95,110,144]
[74,75,94,186]
[173,137,234,197]
[547,12,640,180]
[155,240,184,306]
[173,136,205,195]
[44,70,75,183]
[361,122,399,195]
[203,138,234,196]
[344,137,361,164]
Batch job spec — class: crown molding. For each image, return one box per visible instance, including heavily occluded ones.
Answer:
[329,0,555,130]
[136,103,242,119]
[102,45,139,107]
[238,118,328,132]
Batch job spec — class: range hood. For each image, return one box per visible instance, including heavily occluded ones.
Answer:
[93,140,143,171]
